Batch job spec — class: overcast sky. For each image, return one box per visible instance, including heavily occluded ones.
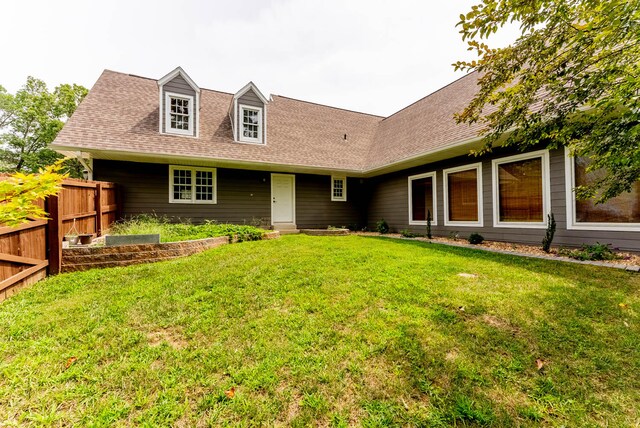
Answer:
[1,0,519,117]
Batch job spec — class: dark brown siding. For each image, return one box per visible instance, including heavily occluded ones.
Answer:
[95,160,270,224]
[94,161,365,229]
[295,175,366,229]
[161,74,198,136]
[368,148,640,252]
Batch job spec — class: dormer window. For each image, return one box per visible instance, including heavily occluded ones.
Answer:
[165,92,194,135]
[239,105,263,144]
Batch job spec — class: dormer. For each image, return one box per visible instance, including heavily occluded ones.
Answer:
[229,82,268,145]
[158,67,200,137]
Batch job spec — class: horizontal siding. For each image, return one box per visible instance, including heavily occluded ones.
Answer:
[94,161,365,230]
[95,160,271,225]
[368,147,640,251]
[295,175,365,229]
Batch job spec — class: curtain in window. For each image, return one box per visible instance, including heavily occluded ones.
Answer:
[411,177,433,221]
[448,169,478,221]
[498,158,543,222]
[575,157,640,223]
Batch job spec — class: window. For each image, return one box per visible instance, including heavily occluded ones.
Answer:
[565,149,640,230]
[408,172,437,225]
[443,163,483,226]
[331,176,347,201]
[169,166,216,204]
[239,104,263,144]
[164,92,194,136]
[492,150,550,228]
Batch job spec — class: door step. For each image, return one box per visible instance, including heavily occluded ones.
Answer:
[273,224,299,234]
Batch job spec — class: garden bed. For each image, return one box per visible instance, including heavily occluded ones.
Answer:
[355,232,640,269]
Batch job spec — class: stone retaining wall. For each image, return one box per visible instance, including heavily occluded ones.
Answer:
[62,231,280,273]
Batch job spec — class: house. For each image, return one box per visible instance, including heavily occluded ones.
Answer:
[51,67,640,251]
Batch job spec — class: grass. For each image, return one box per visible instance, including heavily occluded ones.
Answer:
[1,235,639,426]
[109,215,267,243]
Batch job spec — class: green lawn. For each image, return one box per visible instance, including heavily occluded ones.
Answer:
[1,235,639,427]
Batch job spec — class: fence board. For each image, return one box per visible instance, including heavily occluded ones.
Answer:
[0,177,119,300]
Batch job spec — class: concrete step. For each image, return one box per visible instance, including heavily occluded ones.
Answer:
[278,229,300,235]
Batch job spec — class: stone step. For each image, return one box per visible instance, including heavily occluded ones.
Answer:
[278,229,300,235]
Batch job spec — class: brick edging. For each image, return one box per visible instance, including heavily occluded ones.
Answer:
[62,231,281,273]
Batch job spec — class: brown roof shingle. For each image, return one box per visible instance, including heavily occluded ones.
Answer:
[52,69,486,174]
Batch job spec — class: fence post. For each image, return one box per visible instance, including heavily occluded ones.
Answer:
[95,183,103,237]
[46,194,62,275]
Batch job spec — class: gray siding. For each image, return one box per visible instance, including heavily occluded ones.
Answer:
[94,161,364,229]
[368,148,640,252]
[236,88,265,143]
[161,75,197,136]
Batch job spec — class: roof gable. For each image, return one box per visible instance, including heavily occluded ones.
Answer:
[233,81,268,104]
[158,66,200,94]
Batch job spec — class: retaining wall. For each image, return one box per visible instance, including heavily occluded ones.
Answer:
[62,231,280,272]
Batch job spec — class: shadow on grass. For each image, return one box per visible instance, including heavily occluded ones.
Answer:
[356,235,640,425]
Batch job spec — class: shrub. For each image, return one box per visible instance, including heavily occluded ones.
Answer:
[376,218,389,234]
[558,242,621,261]
[110,215,266,243]
[426,210,432,239]
[542,212,556,253]
[400,229,417,238]
[468,233,484,245]
[448,231,460,240]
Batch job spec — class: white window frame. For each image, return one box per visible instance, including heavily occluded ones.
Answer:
[164,92,194,136]
[492,150,551,229]
[408,171,438,226]
[564,147,640,231]
[239,104,263,144]
[331,176,347,202]
[168,166,217,204]
[443,162,483,227]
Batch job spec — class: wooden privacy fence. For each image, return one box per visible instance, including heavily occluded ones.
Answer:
[0,178,118,301]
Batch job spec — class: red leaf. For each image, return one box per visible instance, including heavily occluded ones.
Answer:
[225,386,236,399]
[65,356,78,369]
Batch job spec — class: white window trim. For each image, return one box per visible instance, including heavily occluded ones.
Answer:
[443,162,484,227]
[408,171,438,226]
[564,147,640,231]
[164,92,195,136]
[331,176,347,202]
[491,150,551,229]
[239,104,263,144]
[168,165,217,204]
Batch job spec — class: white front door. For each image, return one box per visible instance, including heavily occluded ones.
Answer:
[271,174,295,225]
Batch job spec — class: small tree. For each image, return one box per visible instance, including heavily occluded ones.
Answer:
[426,210,432,239]
[542,212,556,253]
[0,160,67,226]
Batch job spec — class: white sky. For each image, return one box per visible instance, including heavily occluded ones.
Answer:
[1,0,519,117]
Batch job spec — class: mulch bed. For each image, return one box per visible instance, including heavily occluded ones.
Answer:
[354,232,640,268]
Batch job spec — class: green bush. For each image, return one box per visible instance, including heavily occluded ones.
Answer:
[110,214,266,243]
[376,218,389,234]
[400,229,417,238]
[468,233,484,245]
[558,243,621,261]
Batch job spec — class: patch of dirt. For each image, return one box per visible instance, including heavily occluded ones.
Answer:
[457,273,478,278]
[445,349,459,362]
[481,314,520,336]
[146,328,188,349]
[354,232,640,267]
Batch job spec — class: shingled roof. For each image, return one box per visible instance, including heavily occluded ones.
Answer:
[52,69,485,175]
